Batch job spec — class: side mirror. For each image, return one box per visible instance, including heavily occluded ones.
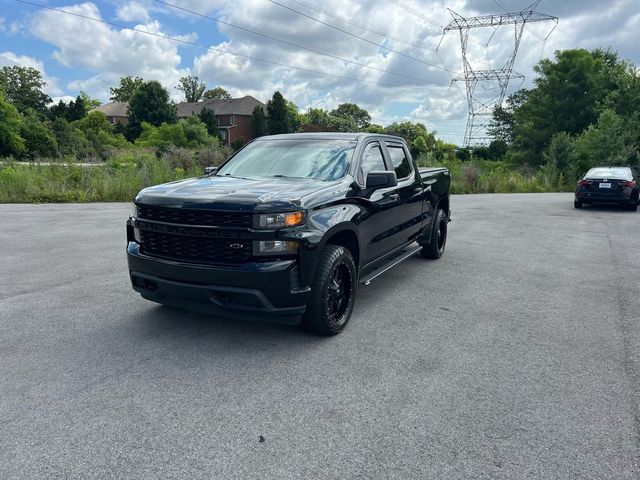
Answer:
[366,171,397,189]
[204,166,218,176]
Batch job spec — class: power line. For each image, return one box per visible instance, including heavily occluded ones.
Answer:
[285,0,429,52]
[152,0,434,84]
[383,0,444,30]
[267,0,457,74]
[14,0,444,89]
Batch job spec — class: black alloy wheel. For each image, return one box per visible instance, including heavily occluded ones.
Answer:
[326,263,352,324]
[301,245,356,335]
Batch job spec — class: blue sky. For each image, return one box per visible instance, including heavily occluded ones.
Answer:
[1,0,638,145]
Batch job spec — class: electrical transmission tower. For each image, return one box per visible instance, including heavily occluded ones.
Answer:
[438,1,558,146]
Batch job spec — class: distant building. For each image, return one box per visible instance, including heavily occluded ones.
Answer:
[93,95,266,147]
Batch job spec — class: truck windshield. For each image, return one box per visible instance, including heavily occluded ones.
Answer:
[216,139,356,181]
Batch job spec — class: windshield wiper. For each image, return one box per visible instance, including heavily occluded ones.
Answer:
[272,174,306,179]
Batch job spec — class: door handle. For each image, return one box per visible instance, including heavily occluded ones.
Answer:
[388,193,400,202]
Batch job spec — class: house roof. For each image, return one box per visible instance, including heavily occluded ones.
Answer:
[93,95,265,118]
[177,95,265,117]
[93,102,129,117]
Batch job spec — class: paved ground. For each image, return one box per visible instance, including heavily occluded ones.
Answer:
[1,194,639,479]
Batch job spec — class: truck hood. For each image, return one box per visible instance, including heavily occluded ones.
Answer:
[135,175,341,212]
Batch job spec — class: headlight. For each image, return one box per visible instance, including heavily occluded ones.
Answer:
[253,240,298,256]
[130,203,138,219]
[254,211,305,229]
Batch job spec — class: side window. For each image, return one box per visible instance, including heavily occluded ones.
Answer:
[360,143,387,181]
[387,144,412,179]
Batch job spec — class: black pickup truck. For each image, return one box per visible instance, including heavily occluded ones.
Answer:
[127,133,450,335]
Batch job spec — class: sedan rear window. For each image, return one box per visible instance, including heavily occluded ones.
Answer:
[585,167,632,180]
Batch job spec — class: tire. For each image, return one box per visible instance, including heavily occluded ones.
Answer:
[628,202,638,212]
[301,245,357,336]
[574,200,583,209]
[420,209,448,259]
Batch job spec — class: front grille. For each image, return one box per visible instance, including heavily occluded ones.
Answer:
[137,204,251,227]
[139,229,252,264]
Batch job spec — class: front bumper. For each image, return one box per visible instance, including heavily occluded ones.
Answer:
[127,241,311,323]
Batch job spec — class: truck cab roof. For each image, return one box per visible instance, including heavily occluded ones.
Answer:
[253,132,408,143]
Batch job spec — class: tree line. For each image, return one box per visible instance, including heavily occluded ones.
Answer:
[488,47,640,182]
[0,67,456,161]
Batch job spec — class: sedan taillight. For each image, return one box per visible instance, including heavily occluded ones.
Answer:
[577,179,592,186]
[619,180,637,187]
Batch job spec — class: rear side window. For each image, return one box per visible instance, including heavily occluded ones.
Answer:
[387,145,412,179]
[361,143,386,179]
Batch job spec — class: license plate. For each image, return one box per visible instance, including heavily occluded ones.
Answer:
[599,182,611,188]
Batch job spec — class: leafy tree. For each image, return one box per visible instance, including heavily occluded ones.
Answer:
[203,86,231,101]
[412,135,429,158]
[73,111,114,135]
[286,100,302,132]
[472,146,489,160]
[488,140,508,160]
[456,147,471,161]
[126,80,177,141]
[330,103,371,130]
[49,99,69,120]
[198,107,220,138]
[182,115,215,147]
[488,89,528,145]
[51,118,90,157]
[571,108,635,175]
[20,109,57,158]
[251,105,266,137]
[384,121,434,157]
[0,93,26,157]
[66,95,87,122]
[365,124,385,134]
[0,65,51,113]
[542,132,575,182]
[136,116,215,149]
[301,108,331,127]
[513,48,626,157]
[109,76,144,102]
[177,75,206,102]
[79,91,101,111]
[266,91,291,135]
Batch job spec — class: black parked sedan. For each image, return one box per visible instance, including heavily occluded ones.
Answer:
[575,166,639,211]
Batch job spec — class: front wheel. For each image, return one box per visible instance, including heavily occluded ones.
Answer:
[574,200,583,209]
[301,245,356,336]
[420,209,448,259]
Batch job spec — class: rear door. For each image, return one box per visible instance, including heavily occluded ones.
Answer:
[383,141,426,245]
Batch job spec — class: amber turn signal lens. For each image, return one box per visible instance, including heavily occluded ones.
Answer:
[284,211,305,227]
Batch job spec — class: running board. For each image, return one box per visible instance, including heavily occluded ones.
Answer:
[359,245,422,286]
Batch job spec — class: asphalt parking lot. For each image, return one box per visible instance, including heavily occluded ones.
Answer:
[1,193,639,479]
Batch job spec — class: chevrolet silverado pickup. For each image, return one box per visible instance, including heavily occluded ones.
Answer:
[127,133,451,335]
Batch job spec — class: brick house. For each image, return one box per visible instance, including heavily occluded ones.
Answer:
[94,95,266,147]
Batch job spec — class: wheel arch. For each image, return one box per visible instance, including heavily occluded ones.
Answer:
[320,224,361,269]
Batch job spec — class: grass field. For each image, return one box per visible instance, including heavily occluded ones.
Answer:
[0,151,573,203]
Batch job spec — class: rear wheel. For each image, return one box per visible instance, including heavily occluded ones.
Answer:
[301,245,356,336]
[420,209,448,259]
[574,200,583,209]
[627,202,638,212]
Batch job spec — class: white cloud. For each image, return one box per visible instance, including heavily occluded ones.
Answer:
[28,2,193,101]
[11,0,638,140]
[0,51,64,97]
[115,1,152,22]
